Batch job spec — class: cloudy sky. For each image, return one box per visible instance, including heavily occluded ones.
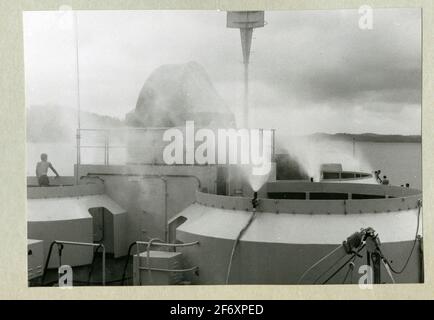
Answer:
[23,9,421,135]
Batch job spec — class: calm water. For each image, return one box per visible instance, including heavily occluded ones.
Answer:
[355,142,421,189]
[27,141,422,190]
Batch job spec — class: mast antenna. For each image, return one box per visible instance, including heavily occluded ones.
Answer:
[227,11,265,128]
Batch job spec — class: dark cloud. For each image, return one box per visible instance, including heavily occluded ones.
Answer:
[249,9,421,111]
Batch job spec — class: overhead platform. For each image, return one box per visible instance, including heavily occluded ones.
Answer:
[27,185,128,268]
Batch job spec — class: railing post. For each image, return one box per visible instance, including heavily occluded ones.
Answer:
[104,131,108,166]
[272,129,275,162]
[106,129,110,166]
[47,240,106,286]
[136,242,143,285]
[101,244,106,285]
[76,129,81,185]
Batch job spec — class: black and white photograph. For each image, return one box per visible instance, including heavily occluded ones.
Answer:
[24,8,422,287]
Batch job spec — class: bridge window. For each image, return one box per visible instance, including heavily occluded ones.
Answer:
[322,172,339,179]
[341,172,355,179]
[310,192,348,200]
[267,192,306,200]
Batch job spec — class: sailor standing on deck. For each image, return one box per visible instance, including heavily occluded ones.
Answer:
[374,170,383,184]
[36,153,60,186]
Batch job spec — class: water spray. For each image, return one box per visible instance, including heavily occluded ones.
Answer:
[227,12,265,196]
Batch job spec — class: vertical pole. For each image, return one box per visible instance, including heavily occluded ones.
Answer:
[371,252,382,284]
[136,243,141,285]
[102,245,106,286]
[163,177,168,243]
[244,62,249,128]
[74,11,81,185]
[240,27,252,128]
[352,137,356,158]
[419,235,424,283]
[107,130,110,165]
[104,130,109,166]
[76,128,80,184]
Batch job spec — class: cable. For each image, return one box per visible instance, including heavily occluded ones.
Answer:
[382,258,395,284]
[381,200,422,274]
[313,230,366,284]
[321,244,365,285]
[87,244,103,285]
[348,262,355,284]
[121,242,137,285]
[342,258,357,284]
[225,209,257,284]
[322,249,363,285]
[313,250,348,284]
[297,244,343,284]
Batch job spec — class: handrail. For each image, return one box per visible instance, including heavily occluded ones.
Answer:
[135,240,200,248]
[138,266,199,273]
[136,239,199,285]
[79,127,173,131]
[121,240,199,285]
[41,240,106,286]
[77,127,276,167]
[136,237,163,285]
[78,127,278,132]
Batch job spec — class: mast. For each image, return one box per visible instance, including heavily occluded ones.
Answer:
[353,137,356,158]
[74,11,81,185]
[227,11,264,128]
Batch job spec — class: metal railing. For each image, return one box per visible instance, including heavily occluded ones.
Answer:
[41,240,106,286]
[135,239,199,285]
[76,127,276,167]
[121,239,200,285]
[78,128,130,166]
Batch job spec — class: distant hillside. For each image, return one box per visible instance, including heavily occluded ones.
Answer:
[26,105,124,142]
[27,105,421,144]
[309,133,421,143]
[126,61,235,128]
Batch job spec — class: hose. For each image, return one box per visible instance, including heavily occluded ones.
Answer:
[382,258,395,284]
[381,199,422,274]
[297,244,343,284]
[225,209,257,284]
[313,248,348,284]
[121,242,137,285]
[342,257,357,284]
[322,247,364,285]
[87,244,103,285]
